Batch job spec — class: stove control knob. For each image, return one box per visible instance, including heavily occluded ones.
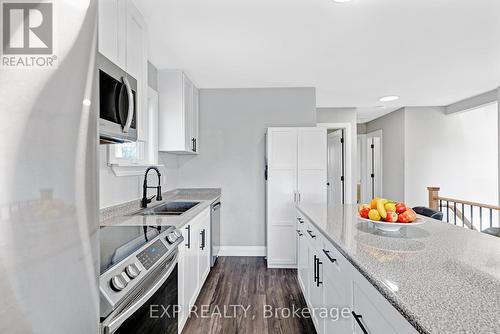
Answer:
[173,230,182,238]
[125,263,141,279]
[166,232,178,244]
[110,275,127,292]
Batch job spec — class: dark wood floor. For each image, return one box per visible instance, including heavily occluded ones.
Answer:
[182,257,316,334]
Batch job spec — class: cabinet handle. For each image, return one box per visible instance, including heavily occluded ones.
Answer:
[322,249,337,263]
[294,192,297,202]
[352,311,368,334]
[200,229,205,250]
[185,225,191,249]
[297,217,304,224]
[298,192,301,202]
[191,138,196,152]
[316,257,323,287]
[194,138,197,152]
[296,230,303,236]
[307,230,316,239]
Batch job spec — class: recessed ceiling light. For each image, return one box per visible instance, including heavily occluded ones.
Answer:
[379,95,399,102]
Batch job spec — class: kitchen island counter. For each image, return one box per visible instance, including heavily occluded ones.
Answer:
[296,203,500,334]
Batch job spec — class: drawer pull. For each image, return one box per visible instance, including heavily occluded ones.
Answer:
[322,249,337,263]
[306,230,316,238]
[352,311,368,334]
[296,230,303,236]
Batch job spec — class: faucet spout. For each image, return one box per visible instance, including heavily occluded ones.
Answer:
[142,167,163,208]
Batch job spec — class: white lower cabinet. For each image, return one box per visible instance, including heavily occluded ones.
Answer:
[178,207,211,332]
[297,212,418,334]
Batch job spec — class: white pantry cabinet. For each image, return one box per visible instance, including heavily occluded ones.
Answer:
[178,207,211,332]
[266,127,327,268]
[296,211,418,334]
[98,0,149,140]
[158,71,200,154]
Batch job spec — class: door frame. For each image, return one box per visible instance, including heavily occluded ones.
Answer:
[317,123,355,204]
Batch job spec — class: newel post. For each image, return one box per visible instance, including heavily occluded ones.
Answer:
[427,187,440,210]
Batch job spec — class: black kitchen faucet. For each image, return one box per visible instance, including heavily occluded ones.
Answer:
[141,167,163,208]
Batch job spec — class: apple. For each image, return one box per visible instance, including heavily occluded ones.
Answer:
[385,211,398,222]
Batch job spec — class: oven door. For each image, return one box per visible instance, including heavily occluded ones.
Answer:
[101,252,178,334]
[98,53,137,143]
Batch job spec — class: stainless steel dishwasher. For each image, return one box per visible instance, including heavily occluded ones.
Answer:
[210,200,221,267]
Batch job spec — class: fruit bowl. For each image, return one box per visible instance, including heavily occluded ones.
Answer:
[359,217,426,232]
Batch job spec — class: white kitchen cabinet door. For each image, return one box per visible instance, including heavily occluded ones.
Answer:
[297,127,327,203]
[158,71,199,154]
[178,222,199,331]
[98,0,125,69]
[266,128,298,267]
[309,247,324,333]
[322,250,352,334]
[196,208,211,287]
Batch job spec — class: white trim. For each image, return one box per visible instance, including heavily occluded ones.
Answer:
[445,89,498,115]
[110,164,164,176]
[267,263,297,269]
[218,246,266,257]
[317,122,355,204]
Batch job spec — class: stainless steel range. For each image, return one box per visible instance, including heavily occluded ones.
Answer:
[99,225,183,334]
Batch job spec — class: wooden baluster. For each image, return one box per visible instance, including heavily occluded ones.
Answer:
[427,187,440,210]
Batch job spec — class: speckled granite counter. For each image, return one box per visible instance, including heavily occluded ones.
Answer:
[100,188,221,228]
[296,203,500,334]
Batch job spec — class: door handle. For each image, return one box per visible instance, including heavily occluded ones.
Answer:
[122,76,134,133]
[352,311,368,334]
[185,225,191,248]
[322,249,337,263]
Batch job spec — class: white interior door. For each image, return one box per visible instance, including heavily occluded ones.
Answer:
[327,130,344,205]
[298,128,327,203]
[367,133,382,199]
[266,128,298,266]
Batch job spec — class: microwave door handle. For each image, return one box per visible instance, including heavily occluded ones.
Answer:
[101,253,178,334]
[122,76,134,133]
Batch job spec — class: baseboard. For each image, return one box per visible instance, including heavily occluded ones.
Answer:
[267,263,297,269]
[218,246,266,257]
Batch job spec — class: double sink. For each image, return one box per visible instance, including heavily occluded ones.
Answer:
[129,201,200,216]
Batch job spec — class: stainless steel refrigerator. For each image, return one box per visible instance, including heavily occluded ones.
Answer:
[0,1,99,333]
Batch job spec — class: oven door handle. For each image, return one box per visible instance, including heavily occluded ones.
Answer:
[122,76,134,134]
[101,252,178,334]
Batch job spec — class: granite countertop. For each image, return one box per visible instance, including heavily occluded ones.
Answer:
[100,188,221,229]
[296,203,500,334]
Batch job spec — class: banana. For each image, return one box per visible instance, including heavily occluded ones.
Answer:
[377,198,388,219]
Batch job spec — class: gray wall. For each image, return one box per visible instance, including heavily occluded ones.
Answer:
[366,108,405,201]
[176,88,317,247]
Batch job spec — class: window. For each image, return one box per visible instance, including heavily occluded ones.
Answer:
[107,87,160,175]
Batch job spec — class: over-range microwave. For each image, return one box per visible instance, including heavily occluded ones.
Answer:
[97,53,137,143]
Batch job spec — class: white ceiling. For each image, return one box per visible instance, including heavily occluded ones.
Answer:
[134,0,500,122]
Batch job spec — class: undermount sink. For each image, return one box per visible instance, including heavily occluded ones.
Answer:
[130,201,201,216]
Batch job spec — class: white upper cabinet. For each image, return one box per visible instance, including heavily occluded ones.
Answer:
[98,0,148,141]
[158,71,200,154]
